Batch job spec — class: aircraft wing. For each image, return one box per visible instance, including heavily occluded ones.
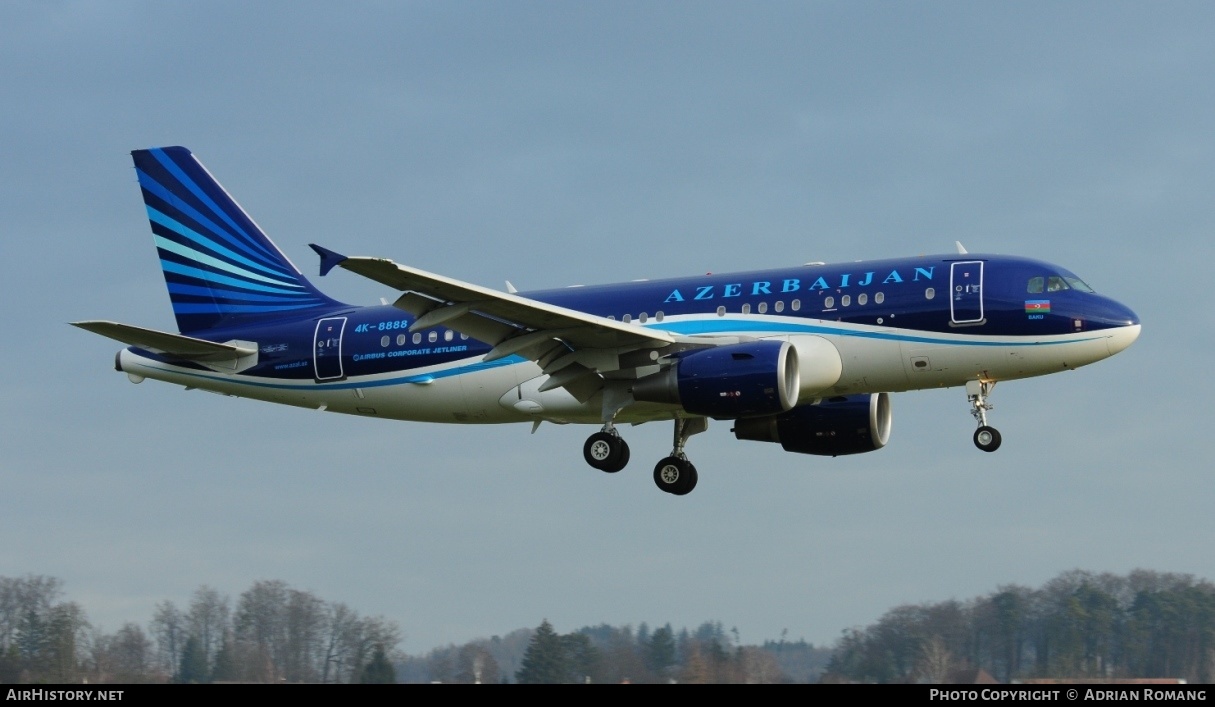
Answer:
[311,245,681,401]
[72,321,257,369]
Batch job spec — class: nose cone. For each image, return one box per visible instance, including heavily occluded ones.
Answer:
[1088,296,1139,328]
[1106,322,1141,356]
[1097,298,1140,356]
[1114,301,1140,328]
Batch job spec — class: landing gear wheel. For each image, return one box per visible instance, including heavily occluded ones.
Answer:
[653,457,698,495]
[973,426,1002,453]
[965,380,1001,452]
[613,441,630,473]
[678,464,698,495]
[584,432,629,472]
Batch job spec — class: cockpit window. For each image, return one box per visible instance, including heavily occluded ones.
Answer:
[1064,276,1094,293]
[1030,269,1096,295]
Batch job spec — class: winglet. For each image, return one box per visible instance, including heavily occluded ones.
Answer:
[309,244,348,277]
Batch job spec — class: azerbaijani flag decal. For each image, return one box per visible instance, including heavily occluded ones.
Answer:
[1025,300,1051,314]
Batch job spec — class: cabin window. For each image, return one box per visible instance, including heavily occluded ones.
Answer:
[925,288,935,300]
[607,315,615,321]
[655,311,664,322]
[792,299,801,311]
[412,332,421,345]
[757,302,768,314]
[1027,276,1044,294]
[741,303,751,315]
[622,314,632,323]
[444,330,454,342]
[717,306,726,317]
[380,335,390,347]
[774,301,784,313]
[875,292,885,305]
[857,293,868,306]
[428,331,438,343]
[396,334,406,346]
[639,312,648,323]
[1047,276,1070,292]
[460,333,469,340]
[841,295,851,307]
[824,296,835,309]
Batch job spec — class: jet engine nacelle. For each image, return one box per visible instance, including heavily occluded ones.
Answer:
[782,335,843,403]
[732,393,892,456]
[633,340,799,418]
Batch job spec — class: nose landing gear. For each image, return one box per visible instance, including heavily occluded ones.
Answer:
[967,379,1002,452]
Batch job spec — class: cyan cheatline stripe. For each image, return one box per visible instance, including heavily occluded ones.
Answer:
[132,316,1117,393]
[146,205,293,280]
[160,259,316,297]
[149,148,279,262]
[167,282,315,303]
[172,302,328,315]
[137,170,287,273]
[154,234,302,289]
[648,318,1105,347]
[137,353,527,391]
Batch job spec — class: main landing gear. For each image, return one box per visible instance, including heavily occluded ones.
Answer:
[583,428,630,473]
[966,379,1002,453]
[652,417,707,496]
[581,417,707,495]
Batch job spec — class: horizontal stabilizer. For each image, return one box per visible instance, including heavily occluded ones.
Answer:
[72,320,256,362]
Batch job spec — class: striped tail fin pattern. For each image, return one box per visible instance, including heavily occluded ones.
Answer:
[132,146,343,334]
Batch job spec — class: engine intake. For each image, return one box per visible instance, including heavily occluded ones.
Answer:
[732,393,892,456]
[633,340,799,419]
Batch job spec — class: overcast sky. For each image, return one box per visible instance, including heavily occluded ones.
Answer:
[3,1,1212,653]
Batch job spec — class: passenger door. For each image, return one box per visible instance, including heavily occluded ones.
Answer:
[950,261,985,325]
[313,316,347,381]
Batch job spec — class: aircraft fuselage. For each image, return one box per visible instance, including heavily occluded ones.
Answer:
[117,253,1140,425]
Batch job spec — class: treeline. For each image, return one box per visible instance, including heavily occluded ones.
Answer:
[0,573,834,684]
[0,575,400,684]
[403,620,832,683]
[825,569,1215,684]
[16,567,1208,684]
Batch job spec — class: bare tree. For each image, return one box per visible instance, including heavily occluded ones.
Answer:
[345,615,402,682]
[320,602,358,683]
[738,645,783,684]
[282,589,325,682]
[186,586,230,675]
[456,642,500,684]
[918,635,958,683]
[107,623,154,682]
[150,601,185,676]
[234,579,287,680]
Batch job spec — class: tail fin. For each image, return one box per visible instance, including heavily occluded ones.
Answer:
[131,146,344,334]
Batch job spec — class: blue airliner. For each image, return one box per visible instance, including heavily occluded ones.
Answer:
[75,147,1141,495]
